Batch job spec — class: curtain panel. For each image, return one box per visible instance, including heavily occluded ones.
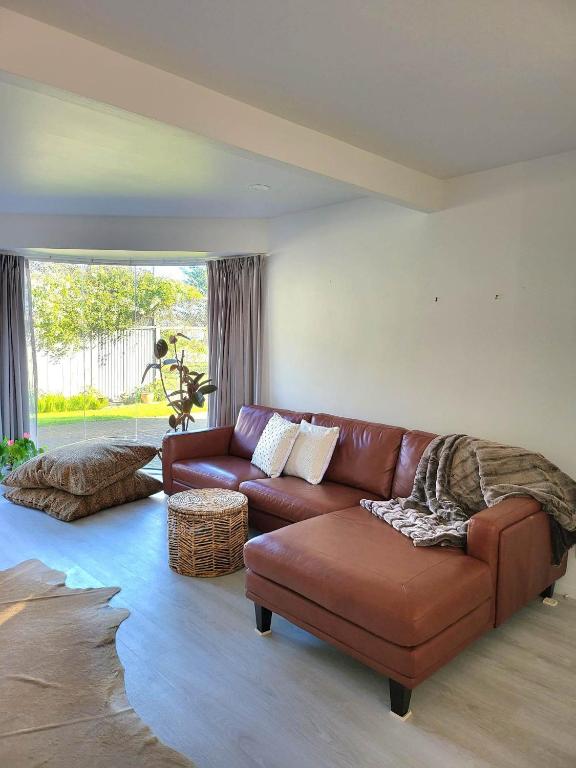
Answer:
[0,253,35,440]
[207,255,262,427]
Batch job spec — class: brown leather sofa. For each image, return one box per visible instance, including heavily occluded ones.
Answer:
[162,405,566,718]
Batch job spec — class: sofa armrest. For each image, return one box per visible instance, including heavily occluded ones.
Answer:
[467,497,566,625]
[162,426,234,493]
[467,497,541,577]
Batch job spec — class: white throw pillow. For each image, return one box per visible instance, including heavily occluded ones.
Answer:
[251,413,300,478]
[283,420,340,485]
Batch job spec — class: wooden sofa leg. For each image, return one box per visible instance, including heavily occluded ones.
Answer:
[389,679,412,720]
[255,604,272,636]
[540,582,555,599]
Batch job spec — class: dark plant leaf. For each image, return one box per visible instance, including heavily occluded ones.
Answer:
[167,389,187,399]
[181,397,192,414]
[154,339,169,359]
[198,384,217,395]
[169,334,177,344]
[169,364,179,372]
[141,362,160,383]
[177,332,191,340]
[193,392,205,408]
[168,414,177,429]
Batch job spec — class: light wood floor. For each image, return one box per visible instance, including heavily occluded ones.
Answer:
[1,490,575,768]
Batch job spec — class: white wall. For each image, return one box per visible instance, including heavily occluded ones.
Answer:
[262,149,576,594]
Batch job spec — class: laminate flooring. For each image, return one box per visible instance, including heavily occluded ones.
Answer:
[1,490,574,768]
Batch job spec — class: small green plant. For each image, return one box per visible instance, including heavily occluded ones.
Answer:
[37,393,67,413]
[141,333,217,432]
[38,388,109,413]
[0,434,44,481]
[120,382,160,405]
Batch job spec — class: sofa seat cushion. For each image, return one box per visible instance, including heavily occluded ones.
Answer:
[239,477,380,524]
[244,506,492,646]
[171,456,267,491]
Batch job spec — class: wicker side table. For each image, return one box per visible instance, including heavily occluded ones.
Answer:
[167,489,248,577]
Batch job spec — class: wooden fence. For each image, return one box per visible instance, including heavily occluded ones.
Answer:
[36,325,207,401]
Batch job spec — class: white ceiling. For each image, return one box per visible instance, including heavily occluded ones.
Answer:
[0,74,365,217]
[3,0,576,178]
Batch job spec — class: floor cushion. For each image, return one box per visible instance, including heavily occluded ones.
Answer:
[3,440,158,495]
[4,471,162,522]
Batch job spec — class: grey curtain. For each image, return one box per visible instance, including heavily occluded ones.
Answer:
[0,253,34,440]
[207,255,262,427]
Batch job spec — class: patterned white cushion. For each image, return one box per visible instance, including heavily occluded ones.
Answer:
[251,413,300,478]
[284,420,340,485]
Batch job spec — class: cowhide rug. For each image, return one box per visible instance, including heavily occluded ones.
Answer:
[0,560,195,767]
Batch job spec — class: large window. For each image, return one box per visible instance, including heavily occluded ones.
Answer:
[29,261,208,468]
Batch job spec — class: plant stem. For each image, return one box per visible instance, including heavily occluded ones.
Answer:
[158,364,171,416]
[179,347,184,430]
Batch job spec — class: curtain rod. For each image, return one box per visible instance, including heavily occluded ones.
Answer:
[25,256,209,266]
[17,252,263,266]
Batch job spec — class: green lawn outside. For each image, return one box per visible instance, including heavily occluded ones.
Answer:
[37,401,208,426]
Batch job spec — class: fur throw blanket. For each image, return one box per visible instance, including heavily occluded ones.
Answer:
[361,434,576,564]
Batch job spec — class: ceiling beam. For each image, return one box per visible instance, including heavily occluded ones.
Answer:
[0,9,445,213]
[0,213,268,253]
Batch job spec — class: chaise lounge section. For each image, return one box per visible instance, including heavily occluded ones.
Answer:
[162,405,567,717]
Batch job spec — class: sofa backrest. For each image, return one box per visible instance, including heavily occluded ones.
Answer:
[390,429,437,498]
[311,413,405,497]
[229,405,313,460]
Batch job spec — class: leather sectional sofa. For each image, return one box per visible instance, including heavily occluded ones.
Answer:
[162,405,566,718]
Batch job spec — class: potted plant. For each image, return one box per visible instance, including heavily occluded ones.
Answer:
[0,433,44,482]
[141,333,217,432]
[140,387,154,404]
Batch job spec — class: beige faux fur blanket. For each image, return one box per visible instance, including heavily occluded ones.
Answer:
[361,434,576,563]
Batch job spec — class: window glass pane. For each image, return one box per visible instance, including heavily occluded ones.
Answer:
[31,261,90,451]
[136,265,209,473]
[30,260,208,475]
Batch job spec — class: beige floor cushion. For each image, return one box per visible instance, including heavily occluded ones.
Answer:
[4,471,163,522]
[3,440,158,495]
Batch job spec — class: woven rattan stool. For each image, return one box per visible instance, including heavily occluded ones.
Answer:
[167,489,248,577]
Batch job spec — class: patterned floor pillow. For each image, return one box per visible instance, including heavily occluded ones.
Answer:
[4,471,162,522]
[3,440,158,495]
